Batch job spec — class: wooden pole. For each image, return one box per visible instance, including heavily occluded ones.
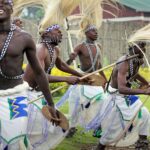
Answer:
[28,84,68,104]
[113,96,150,147]
[64,18,77,69]
[28,54,139,104]
[80,54,139,80]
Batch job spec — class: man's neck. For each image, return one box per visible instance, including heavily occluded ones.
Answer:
[0,21,11,32]
[86,39,95,44]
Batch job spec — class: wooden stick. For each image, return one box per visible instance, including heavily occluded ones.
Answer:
[28,84,68,104]
[80,54,139,80]
[64,18,77,69]
[112,96,150,147]
[28,54,138,104]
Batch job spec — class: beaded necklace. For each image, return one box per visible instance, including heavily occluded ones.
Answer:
[0,24,24,80]
[128,48,140,78]
[41,40,55,73]
[0,24,16,61]
[83,41,100,72]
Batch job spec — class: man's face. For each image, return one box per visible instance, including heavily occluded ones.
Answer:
[86,28,98,41]
[46,28,63,44]
[0,0,12,21]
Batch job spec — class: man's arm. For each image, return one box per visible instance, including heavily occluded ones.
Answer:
[135,73,149,86]
[36,45,80,84]
[25,34,54,106]
[117,61,150,95]
[66,44,81,65]
[56,56,82,77]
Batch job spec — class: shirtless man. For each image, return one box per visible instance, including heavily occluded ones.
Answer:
[95,42,150,150]
[24,24,83,90]
[66,25,107,82]
[23,24,88,149]
[0,0,57,149]
[65,25,107,138]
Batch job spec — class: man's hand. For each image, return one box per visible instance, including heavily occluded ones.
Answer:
[47,105,61,126]
[66,76,80,85]
[139,82,150,89]
[69,53,76,60]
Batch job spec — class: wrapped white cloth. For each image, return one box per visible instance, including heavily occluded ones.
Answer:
[27,90,67,150]
[0,82,31,150]
[86,85,150,147]
[57,85,105,128]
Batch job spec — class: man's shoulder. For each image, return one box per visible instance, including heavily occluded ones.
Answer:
[75,43,84,50]
[15,27,32,39]
[117,55,129,69]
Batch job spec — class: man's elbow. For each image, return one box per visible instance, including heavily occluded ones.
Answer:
[118,86,128,94]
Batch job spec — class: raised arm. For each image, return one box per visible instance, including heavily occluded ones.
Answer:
[66,44,81,65]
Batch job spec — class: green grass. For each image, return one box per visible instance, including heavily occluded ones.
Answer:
[55,128,98,150]
[53,94,150,150]
[140,95,150,111]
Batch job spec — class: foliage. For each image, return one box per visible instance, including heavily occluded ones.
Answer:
[22,7,44,22]
[50,68,71,97]
[50,66,150,96]
[22,63,149,97]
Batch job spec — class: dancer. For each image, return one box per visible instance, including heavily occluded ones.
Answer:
[0,0,58,149]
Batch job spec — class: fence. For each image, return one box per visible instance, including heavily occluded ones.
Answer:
[23,19,150,66]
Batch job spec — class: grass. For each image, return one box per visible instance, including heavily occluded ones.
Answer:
[55,128,99,150]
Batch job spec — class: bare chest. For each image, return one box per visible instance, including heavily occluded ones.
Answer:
[0,33,24,59]
[82,45,97,57]
[44,50,57,72]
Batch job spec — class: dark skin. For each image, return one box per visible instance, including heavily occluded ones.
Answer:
[0,0,58,121]
[111,44,150,95]
[24,28,83,89]
[66,28,107,82]
[96,43,150,149]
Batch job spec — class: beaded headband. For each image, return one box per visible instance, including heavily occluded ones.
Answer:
[45,24,60,33]
[7,0,13,6]
[85,25,97,33]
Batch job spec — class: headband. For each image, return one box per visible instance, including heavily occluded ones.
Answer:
[85,25,97,33]
[45,24,60,33]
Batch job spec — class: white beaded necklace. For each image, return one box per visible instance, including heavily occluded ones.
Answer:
[0,24,16,61]
[0,24,24,80]
[41,40,55,73]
